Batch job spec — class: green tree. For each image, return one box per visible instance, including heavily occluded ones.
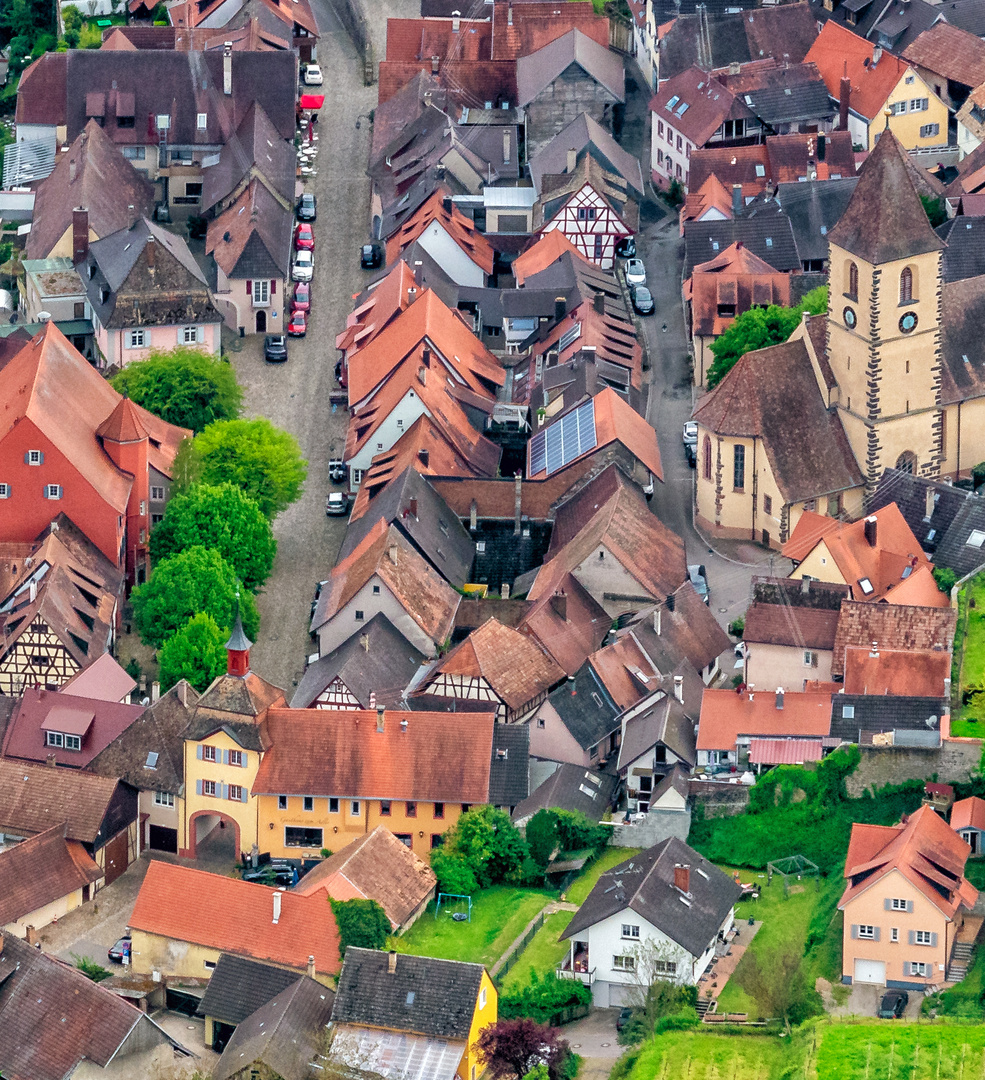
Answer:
[706,285,829,388]
[525,810,558,869]
[61,5,83,31]
[933,566,957,595]
[429,848,478,895]
[132,546,259,647]
[174,418,307,520]
[330,898,391,958]
[158,612,228,692]
[150,482,275,591]
[450,806,531,888]
[741,945,822,1029]
[111,347,242,434]
[920,194,947,229]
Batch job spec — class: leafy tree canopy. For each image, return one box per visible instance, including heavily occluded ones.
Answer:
[920,194,947,229]
[429,847,479,896]
[111,347,242,434]
[330,897,391,958]
[473,1018,575,1080]
[174,418,307,520]
[525,810,558,869]
[706,285,828,388]
[451,806,532,888]
[150,482,275,592]
[158,612,228,693]
[132,545,259,647]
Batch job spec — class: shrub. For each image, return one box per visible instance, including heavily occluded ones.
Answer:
[499,972,592,1024]
[429,848,478,896]
[525,810,559,869]
[933,566,957,595]
[331,897,391,957]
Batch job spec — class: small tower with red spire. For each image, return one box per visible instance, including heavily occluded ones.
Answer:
[225,596,252,677]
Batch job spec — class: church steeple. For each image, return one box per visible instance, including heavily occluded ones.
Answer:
[225,595,252,677]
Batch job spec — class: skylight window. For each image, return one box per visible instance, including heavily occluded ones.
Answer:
[667,95,680,110]
[858,577,874,595]
[145,751,159,769]
[676,102,689,116]
[765,237,773,247]
[967,530,985,548]
[755,165,765,176]
[843,705,855,719]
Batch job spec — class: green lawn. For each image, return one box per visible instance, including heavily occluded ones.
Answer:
[501,910,574,990]
[624,1028,799,1080]
[565,847,643,906]
[952,573,985,737]
[390,886,554,968]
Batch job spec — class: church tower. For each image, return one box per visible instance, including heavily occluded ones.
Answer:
[825,130,945,496]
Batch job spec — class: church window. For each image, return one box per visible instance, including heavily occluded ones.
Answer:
[702,435,712,481]
[900,267,913,304]
[847,261,858,301]
[895,451,917,474]
[733,445,745,491]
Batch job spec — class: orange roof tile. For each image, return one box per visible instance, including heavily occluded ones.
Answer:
[696,688,832,751]
[315,520,460,644]
[130,861,340,975]
[512,231,591,286]
[952,797,985,833]
[386,189,495,275]
[832,599,955,678]
[520,569,610,676]
[336,261,417,361]
[805,21,911,122]
[0,824,102,927]
[385,17,493,62]
[884,563,948,608]
[840,804,977,919]
[784,504,932,602]
[902,23,985,90]
[95,395,149,444]
[681,173,734,226]
[490,1,610,61]
[843,646,950,697]
[588,633,660,711]
[253,708,496,803]
[686,242,791,338]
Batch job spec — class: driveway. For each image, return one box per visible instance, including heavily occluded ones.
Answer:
[563,1008,626,1080]
[818,979,924,1020]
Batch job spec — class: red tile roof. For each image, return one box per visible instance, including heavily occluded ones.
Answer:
[650,66,752,148]
[131,862,340,975]
[681,173,734,227]
[696,688,832,751]
[512,231,591,286]
[61,653,136,703]
[686,242,791,338]
[490,0,609,60]
[748,738,823,765]
[385,17,493,62]
[0,824,102,927]
[842,646,950,697]
[840,804,978,919]
[951,797,985,833]
[521,569,610,676]
[336,261,417,363]
[742,602,840,650]
[832,600,955,678]
[386,190,495,275]
[253,708,497,802]
[377,60,518,108]
[902,23,985,89]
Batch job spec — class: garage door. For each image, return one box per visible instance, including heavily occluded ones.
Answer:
[148,825,178,853]
[607,983,632,1007]
[102,829,130,885]
[854,959,886,985]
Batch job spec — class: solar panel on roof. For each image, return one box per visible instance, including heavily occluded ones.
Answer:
[536,399,598,476]
[529,429,547,475]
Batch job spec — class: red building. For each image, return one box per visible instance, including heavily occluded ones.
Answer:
[0,323,189,586]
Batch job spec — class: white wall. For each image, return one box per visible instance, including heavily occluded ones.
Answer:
[348,389,429,477]
[316,576,439,658]
[958,122,981,160]
[527,701,591,766]
[418,221,485,287]
[570,543,659,615]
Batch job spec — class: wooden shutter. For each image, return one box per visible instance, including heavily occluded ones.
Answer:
[196,779,202,795]
[220,783,228,800]
[246,280,252,296]
[872,926,880,941]
[240,787,248,802]
[850,924,859,939]
[197,745,203,760]
[241,753,249,768]
[906,900,914,913]
[884,898,893,911]
[930,932,938,948]
[908,930,916,945]
[222,749,230,765]
[270,278,276,295]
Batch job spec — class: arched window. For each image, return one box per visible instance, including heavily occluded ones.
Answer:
[895,451,917,475]
[848,261,858,301]
[702,435,712,481]
[900,266,913,305]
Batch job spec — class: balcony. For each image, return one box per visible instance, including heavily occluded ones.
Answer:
[557,943,595,985]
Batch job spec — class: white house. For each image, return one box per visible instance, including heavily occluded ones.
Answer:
[559,837,741,1007]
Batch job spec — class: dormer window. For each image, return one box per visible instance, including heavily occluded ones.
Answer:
[46,731,81,750]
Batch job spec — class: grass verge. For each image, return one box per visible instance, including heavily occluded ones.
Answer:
[501,910,573,991]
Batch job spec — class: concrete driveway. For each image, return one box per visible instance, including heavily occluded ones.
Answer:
[563,1008,625,1080]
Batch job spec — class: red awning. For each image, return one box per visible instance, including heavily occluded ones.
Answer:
[748,738,823,765]
[299,94,325,110]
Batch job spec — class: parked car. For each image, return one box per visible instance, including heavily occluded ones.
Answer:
[242,862,297,887]
[263,334,288,363]
[303,64,323,85]
[682,421,698,446]
[107,936,132,963]
[615,236,636,259]
[292,249,313,281]
[326,492,350,516]
[288,309,307,337]
[329,458,346,483]
[294,222,315,252]
[616,1007,634,1032]
[360,242,384,269]
[878,990,908,1019]
[688,563,709,604]
[297,192,317,221]
[291,281,311,313]
[631,285,654,316]
[625,258,646,286]
[684,441,696,468]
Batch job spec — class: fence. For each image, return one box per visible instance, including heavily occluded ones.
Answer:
[492,911,545,986]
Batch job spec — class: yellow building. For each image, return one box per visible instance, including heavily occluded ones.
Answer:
[330,947,498,1080]
[180,617,285,860]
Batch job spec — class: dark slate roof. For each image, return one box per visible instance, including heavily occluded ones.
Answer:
[561,837,743,957]
[829,694,949,742]
[332,947,483,1040]
[726,64,834,129]
[939,277,985,407]
[290,613,426,710]
[941,0,985,37]
[827,130,945,265]
[529,112,644,197]
[868,469,972,554]
[547,663,622,751]
[650,764,691,805]
[511,763,616,824]
[683,199,800,278]
[617,693,698,770]
[933,497,985,577]
[339,467,476,587]
[198,953,303,1026]
[937,216,985,284]
[488,722,530,806]
[213,977,335,1080]
[774,178,858,264]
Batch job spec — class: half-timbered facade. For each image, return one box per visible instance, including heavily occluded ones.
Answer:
[536,158,636,270]
[0,516,124,696]
[410,618,565,723]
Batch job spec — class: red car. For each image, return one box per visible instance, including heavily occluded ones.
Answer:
[294,222,315,251]
[291,281,311,313]
[287,309,308,336]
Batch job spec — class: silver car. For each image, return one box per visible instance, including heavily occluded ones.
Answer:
[292,249,313,282]
[626,259,646,286]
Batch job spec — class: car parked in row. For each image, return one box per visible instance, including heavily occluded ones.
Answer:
[288,309,308,337]
[326,492,350,516]
[294,222,315,252]
[688,563,709,604]
[878,990,908,1019]
[292,249,313,282]
[297,192,317,221]
[631,285,654,316]
[615,236,636,259]
[242,861,297,887]
[303,64,323,85]
[108,936,132,963]
[263,334,288,363]
[625,259,646,287]
[291,281,311,313]
[361,242,384,270]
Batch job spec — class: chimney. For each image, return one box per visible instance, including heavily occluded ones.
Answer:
[409,497,418,519]
[223,42,233,95]
[46,753,57,767]
[388,950,398,973]
[360,633,370,652]
[731,184,742,215]
[442,196,452,214]
[654,608,662,636]
[674,674,684,704]
[864,515,878,547]
[72,207,89,264]
[431,55,440,74]
[407,286,418,304]
[674,864,690,894]
[418,448,430,467]
[470,500,478,531]
[871,45,882,66]
[514,471,523,536]
[870,640,879,657]
[151,681,160,703]
[801,576,810,595]
[839,76,851,130]
[388,544,399,565]
[551,590,567,621]
[272,891,281,924]
[452,12,460,31]
[376,707,385,733]
[817,133,826,162]
[554,296,566,323]
[145,234,155,274]
[69,158,76,184]
[666,592,676,613]
[503,129,511,165]
[400,718,408,732]
[369,691,377,709]
[775,687,784,709]
[502,583,510,599]
[507,3,513,24]
[566,148,577,173]
[729,61,740,75]
[177,680,188,706]
[593,292,605,315]
[421,346,431,368]
[307,955,316,978]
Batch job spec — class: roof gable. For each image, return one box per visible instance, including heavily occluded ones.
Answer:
[517,28,625,105]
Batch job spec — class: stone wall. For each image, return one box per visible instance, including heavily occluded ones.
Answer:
[609,808,691,848]
[688,779,751,817]
[845,741,982,797]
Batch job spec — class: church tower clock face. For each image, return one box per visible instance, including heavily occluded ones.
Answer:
[899,311,918,334]
[843,307,857,329]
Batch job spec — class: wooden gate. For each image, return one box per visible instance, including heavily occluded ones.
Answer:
[102,829,130,885]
